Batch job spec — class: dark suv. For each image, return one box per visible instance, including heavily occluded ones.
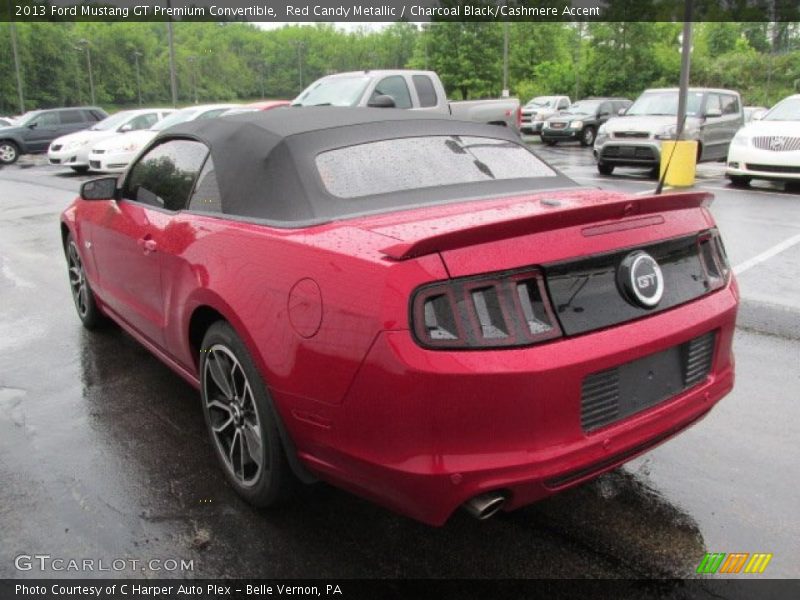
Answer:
[0,106,107,165]
[541,98,632,147]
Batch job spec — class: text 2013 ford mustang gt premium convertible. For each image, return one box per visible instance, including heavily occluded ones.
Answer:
[61,109,737,525]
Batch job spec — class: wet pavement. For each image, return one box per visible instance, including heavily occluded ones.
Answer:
[1,146,798,579]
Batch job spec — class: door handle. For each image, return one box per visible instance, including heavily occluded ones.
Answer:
[138,236,157,254]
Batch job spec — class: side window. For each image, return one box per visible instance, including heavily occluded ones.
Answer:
[188,157,222,213]
[124,139,208,211]
[557,98,569,109]
[60,110,85,124]
[87,110,104,121]
[705,93,722,116]
[33,112,60,127]
[412,75,438,108]
[722,94,740,115]
[371,76,412,109]
[598,102,611,116]
[128,113,159,130]
[196,108,227,120]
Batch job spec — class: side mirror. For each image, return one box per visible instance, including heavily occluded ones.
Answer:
[368,94,396,108]
[118,123,133,132]
[80,177,118,201]
[704,108,722,119]
[617,107,627,116]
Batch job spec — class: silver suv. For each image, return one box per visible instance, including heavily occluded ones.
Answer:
[594,88,744,176]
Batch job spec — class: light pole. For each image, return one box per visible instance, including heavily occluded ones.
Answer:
[292,41,305,90]
[133,51,143,106]
[187,55,198,104]
[166,0,178,107]
[77,39,95,105]
[9,8,25,114]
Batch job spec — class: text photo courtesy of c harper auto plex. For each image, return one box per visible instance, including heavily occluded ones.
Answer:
[1,1,799,599]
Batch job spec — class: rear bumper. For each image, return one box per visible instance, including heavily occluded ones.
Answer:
[299,283,738,525]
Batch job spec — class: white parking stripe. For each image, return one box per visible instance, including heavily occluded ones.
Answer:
[733,232,800,275]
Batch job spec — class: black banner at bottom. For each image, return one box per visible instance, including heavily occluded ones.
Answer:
[2,579,799,600]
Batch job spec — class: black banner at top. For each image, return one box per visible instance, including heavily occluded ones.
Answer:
[1,0,799,22]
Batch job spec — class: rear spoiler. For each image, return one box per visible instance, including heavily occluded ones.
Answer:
[380,191,713,260]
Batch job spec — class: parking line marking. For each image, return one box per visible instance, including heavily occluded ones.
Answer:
[733,232,800,275]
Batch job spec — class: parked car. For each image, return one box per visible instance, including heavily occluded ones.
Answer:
[594,88,744,176]
[48,108,173,173]
[726,94,800,186]
[744,106,768,123]
[221,100,291,116]
[0,106,107,165]
[87,104,237,173]
[520,95,571,135]
[62,108,737,525]
[293,70,521,131]
[542,98,632,146]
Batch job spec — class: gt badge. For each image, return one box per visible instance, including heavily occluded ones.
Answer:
[618,251,664,308]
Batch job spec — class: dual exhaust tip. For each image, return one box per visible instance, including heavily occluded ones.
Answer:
[462,491,507,520]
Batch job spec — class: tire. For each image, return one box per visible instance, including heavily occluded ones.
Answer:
[0,140,20,165]
[580,126,596,147]
[70,165,89,174]
[544,139,557,146]
[65,234,105,329]
[597,162,615,175]
[200,321,296,507]
[728,175,751,188]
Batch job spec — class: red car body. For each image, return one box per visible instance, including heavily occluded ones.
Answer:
[61,109,737,525]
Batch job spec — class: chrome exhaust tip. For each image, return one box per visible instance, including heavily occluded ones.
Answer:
[463,492,507,520]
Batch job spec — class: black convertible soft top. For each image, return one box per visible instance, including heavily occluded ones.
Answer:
[157,107,578,226]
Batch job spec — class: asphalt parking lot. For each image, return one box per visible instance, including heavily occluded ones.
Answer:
[1,143,798,580]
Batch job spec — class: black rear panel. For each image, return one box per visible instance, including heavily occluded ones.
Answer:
[581,332,716,432]
[545,235,711,336]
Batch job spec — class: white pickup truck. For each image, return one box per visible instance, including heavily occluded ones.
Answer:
[292,70,521,132]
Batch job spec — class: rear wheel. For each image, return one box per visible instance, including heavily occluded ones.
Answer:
[597,162,614,175]
[580,126,596,147]
[728,175,751,188]
[65,234,105,329]
[200,321,296,507]
[0,141,19,165]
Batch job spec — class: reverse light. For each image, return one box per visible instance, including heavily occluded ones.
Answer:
[697,229,731,292]
[411,268,562,349]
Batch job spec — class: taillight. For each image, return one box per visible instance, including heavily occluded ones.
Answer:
[697,228,731,291]
[411,268,562,349]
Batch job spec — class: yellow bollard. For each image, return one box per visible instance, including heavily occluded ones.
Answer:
[659,140,698,187]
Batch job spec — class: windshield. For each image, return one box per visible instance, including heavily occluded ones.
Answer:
[626,91,703,117]
[150,108,200,131]
[90,111,135,131]
[526,96,555,109]
[293,75,371,107]
[763,98,800,121]
[562,100,602,115]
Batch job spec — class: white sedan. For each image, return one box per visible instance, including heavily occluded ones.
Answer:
[727,94,800,186]
[87,104,238,173]
[47,109,173,173]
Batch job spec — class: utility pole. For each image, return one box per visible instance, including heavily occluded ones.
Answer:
[9,6,25,114]
[133,51,143,106]
[166,0,178,106]
[676,1,693,139]
[502,21,509,97]
[78,39,95,105]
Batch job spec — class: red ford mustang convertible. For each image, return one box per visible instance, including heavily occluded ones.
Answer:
[61,109,737,525]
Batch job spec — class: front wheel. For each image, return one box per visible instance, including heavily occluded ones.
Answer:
[580,126,596,147]
[66,234,105,329]
[597,162,614,175]
[728,175,751,188]
[200,321,296,507]
[0,141,19,165]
